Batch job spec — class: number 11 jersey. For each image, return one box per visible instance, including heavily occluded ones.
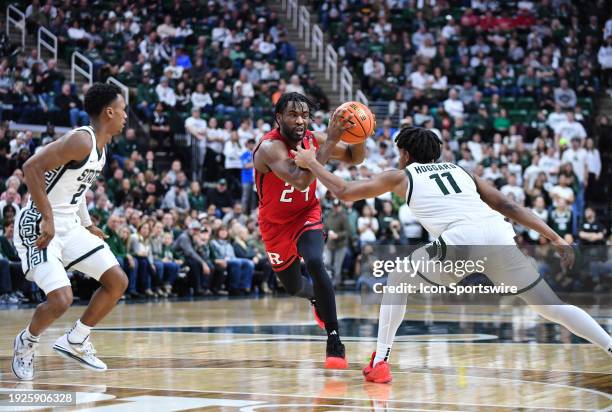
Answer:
[405,162,513,239]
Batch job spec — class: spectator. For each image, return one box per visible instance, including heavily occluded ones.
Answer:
[554,112,587,142]
[240,139,256,214]
[584,138,602,202]
[207,179,233,215]
[550,173,575,207]
[443,89,464,119]
[185,107,208,180]
[173,221,211,296]
[325,199,350,288]
[161,183,190,213]
[129,221,160,298]
[554,79,577,109]
[211,225,254,295]
[232,225,271,294]
[357,205,378,244]
[526,196,549,243]
[548,198,574,242]
[224,131,245,199]
[155,77,176,108]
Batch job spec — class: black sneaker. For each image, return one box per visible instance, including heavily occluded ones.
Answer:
[325,332,348,369]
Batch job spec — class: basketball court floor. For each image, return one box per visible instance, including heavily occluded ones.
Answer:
[1,294,611,411]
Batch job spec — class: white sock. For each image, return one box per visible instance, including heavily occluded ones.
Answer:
[67,319,91,344]
[23,325,40,342]
[373,302,406,365]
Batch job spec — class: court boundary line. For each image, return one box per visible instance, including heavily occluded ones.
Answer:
[0,379,608,412]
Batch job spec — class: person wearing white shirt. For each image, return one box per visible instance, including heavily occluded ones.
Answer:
[546,105,567,130]
[523,155,542,189]
[237,119,256,146]
[357,205,379,243]
[398,204,423,243]
[191,83,213,111]
[527,196,549,242]
[598,36,612,93]
[483,163,503,182]
[408,64,432,90]
[233,74,255,98]
[311,112,327,132]
[417,38,437,60]
[561,138,588,184]
[285,75,305,95]
[223,131,244,196]
[203,117,227,181]
[155,77,176,107]
[466,133,483,162]
[443,89,464,119]
[156,15,177,39]
[163,57,183,79]
[553,112,587,142]
[500,174,525,205]
[211,21,229,43]
[538,147,561,184]
[550,174,575,207]
[185,107,208,180]
[441,18,458,40]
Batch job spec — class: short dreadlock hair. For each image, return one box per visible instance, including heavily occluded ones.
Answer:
[84,82,122,117]
[394,126,441,163]
[274,92,317,125]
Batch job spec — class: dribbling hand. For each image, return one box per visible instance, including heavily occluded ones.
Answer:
[36,217,55,249]
[327,108,356,142]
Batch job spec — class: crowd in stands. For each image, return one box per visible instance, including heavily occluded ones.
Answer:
[0,1,610,304]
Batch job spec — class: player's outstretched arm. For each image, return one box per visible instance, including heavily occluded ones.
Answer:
[292,140,406,201]
[22,130,93,248]
[474,174,574,268]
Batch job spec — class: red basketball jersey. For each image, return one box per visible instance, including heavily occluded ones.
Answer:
[254,128,321,225]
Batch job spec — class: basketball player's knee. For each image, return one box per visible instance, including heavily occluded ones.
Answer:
[304,256,325,276]
[100,266,128,297]
[47,288,73,316]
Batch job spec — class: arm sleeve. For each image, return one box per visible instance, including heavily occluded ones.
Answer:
[78,201,92,227]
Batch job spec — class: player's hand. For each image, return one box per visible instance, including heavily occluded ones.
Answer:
[552,237,575,270]
[87,225,109,240]
[36,216,55,249]
[327,108,356,142]
[292,137,317,169]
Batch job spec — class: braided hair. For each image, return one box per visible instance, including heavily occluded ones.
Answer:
[394,126,441,163]
[274,92,317,125]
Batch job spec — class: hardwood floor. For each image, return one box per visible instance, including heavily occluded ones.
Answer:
[1,295,610,411]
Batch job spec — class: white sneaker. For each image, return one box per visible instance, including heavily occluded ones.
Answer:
[12,330,38,380]
[52,334,107,372]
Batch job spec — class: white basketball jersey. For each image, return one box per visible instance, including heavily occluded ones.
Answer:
[405,162,513,238]
[42,126,106,215]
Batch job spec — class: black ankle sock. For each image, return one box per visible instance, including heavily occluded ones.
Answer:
[326,324,339,337]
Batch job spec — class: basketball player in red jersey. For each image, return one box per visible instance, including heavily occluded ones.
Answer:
[253,93,366,368]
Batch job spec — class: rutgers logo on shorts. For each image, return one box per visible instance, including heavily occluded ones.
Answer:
[267,252,284,265]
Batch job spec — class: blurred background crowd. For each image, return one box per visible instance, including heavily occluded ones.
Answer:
[0,0,610,305]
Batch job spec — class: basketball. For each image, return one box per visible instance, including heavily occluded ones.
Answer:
[334,101,376,144]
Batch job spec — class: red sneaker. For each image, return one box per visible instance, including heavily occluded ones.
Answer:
[311,301,325,329]
[324,333,348,369]
[363,352,392,383]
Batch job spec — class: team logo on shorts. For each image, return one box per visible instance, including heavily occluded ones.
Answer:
[267,252,284,265]
[18,207,46,269]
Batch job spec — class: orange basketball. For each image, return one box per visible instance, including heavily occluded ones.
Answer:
[333,101,376,144]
